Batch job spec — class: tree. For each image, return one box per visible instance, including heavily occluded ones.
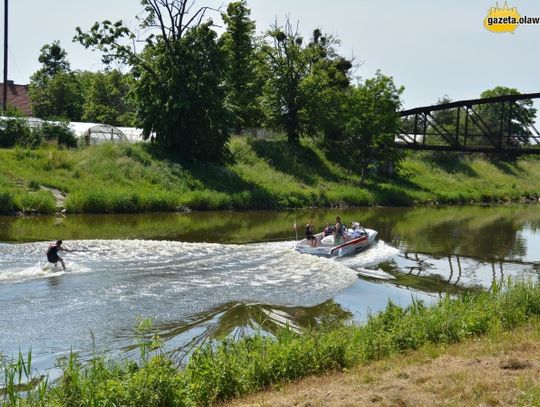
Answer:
[82,70,137,126]
[425,96,458,145]
[135,23,230,159]
[220,1,261,133]
[341,72,404,185]
[29,72,84,121]
[36,41,71,78]
[301,32,353,143]
[478,86,537,146]
[29,42,83,120]
[75,0,231,161]
[260,22,340,144]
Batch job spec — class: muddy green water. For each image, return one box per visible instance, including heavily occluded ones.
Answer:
[0,205,539,373]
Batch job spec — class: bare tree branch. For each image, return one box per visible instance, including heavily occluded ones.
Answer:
[147,0,172,52]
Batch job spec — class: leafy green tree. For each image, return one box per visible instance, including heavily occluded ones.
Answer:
[260,22,340,144]
[341,72,404,185]
[478,86,537,146]
[136,24,230,159]
[301,30,352,142]
[220,1,261,133]
[75,0,231,161]
[30,72,83,121]
[82,70,136,126]
[36,41,71,78]
[29,42,83,120]
[425,96,458,145]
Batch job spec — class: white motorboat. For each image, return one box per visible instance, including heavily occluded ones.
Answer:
[295,223,378,258]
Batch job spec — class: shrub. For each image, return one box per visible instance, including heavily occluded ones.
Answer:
[39,121,77,148]
[0,118,34,147]
[0,190,17,213]
[28,180,40,191]
[0,119,77,149]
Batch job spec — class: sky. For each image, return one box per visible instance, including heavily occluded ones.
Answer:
[2,0,540,110]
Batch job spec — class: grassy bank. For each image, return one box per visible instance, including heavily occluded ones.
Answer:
[0,137,540,214]
[226,321,540,406]
[3,281,540,406]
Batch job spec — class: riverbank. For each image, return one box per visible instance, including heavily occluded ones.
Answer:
[3,281,540,406]
[224,321,540,407]
[1,137,540,214]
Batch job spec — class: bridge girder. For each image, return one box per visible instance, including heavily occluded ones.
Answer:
[396,92,540,154]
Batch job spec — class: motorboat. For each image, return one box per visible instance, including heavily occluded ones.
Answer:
[295,223,378,258]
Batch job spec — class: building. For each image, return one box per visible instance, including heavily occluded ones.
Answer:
[0,81,32,116]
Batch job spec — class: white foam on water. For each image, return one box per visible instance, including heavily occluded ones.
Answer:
[337,240,399,269]
[0,239,401,292]
[0,263,63,283]
[0,239,360,306]
[355,268,396,280]
[0,261,93,283]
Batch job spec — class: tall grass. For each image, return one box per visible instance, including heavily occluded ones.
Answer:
[66,189,180,213]
[0,349,48,406]
[0,190,56,214]
[4,281,540,406]
[0,140,539,213]
[17,191,57,214]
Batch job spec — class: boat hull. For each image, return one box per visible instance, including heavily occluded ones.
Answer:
[295,228,378,258]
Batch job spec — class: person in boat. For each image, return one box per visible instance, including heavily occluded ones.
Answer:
[334,216,347,245]
[323,223,334,237]
[46,240,71,270]
[305,219,318,247]
[350,223,363,238]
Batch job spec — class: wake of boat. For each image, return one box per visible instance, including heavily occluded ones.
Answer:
[337,240,399,280]
[0,240,360,306]
[0,262,92,283]
[0,239,399,286]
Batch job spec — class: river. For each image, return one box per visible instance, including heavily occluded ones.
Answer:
[0,205,539,374]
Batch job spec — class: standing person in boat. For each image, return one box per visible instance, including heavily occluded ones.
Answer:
[334,216,347,245]
[46,240,72,270]
[305,219,318,247]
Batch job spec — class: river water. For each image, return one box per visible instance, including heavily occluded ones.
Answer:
[0,205,539,373]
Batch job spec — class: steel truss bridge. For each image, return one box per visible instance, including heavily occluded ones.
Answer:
[396,92,540,154]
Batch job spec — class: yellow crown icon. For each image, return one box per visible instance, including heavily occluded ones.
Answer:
[484,2,521,33]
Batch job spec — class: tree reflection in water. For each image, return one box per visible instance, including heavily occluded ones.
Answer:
[120,300,352,363]
[378,250,539,296]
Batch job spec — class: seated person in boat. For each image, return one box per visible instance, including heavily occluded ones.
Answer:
[323,223,334,237]
[334,216,347,244]
[305,219,318,247]
[350,224,363,238]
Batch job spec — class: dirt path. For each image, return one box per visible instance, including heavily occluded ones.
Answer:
[40,185,66,210]
[223,323,540,407]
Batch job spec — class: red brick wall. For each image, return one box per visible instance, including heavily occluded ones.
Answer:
[1,82,32,116]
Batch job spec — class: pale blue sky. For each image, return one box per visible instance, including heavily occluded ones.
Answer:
[4,0,540,109]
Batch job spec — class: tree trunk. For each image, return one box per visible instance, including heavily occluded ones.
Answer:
[359,165,367,186]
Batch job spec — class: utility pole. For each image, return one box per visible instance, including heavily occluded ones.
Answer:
[2,0,8,113]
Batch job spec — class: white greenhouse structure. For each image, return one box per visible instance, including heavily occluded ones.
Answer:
[0,117,148,145]
[69,122,146,145]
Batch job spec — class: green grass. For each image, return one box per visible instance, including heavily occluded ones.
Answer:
[0,137,539,214]
[3,281,540,406]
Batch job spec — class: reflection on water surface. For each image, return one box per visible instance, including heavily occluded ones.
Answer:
[0,205,539,370]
